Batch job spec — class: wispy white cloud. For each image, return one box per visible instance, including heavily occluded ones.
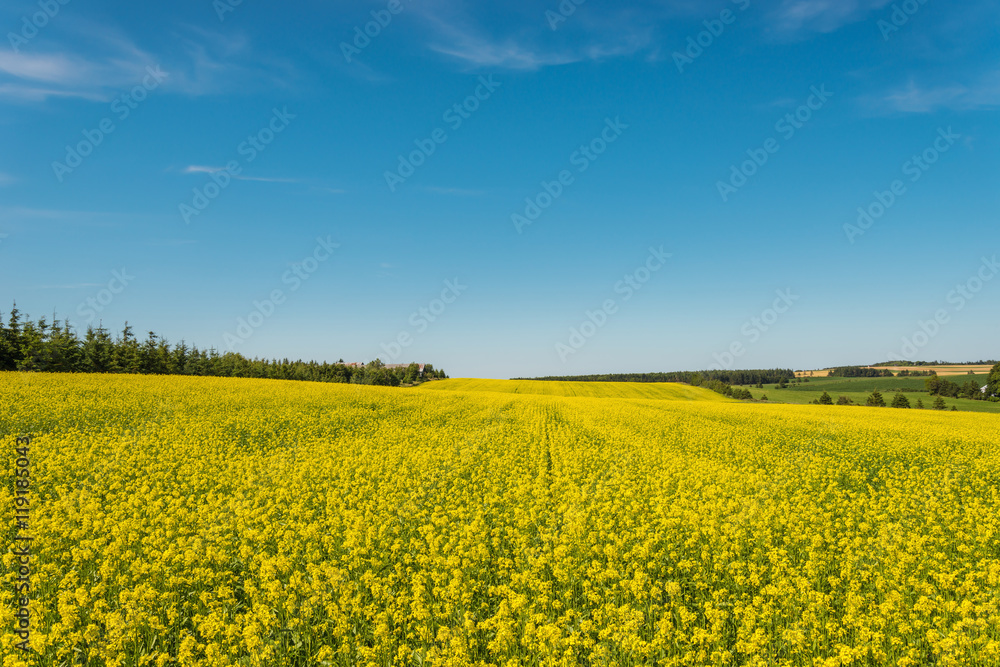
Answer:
[182,165,222,175]
[0,48,154,101]
[423,18,577,70]
[182,165,300,184]
[161,25,297,96]
[768,0,893,34]
[883,81,970,113]
[878,70,1000,113]
[0,82,107,101]
[0,51,90,84]
[410,2,656,71]
[0,19,295,102]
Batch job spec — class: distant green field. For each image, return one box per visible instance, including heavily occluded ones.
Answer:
[762,374,990,393]
[759,374,999,413]
[783,376,933,393]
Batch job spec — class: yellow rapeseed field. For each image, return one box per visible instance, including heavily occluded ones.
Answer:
[2,372,999,666]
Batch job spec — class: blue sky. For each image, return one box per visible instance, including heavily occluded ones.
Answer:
[1,0,998,379]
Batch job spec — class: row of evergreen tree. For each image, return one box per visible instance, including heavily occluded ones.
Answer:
[827,366,895,378]
[0,304,446,386]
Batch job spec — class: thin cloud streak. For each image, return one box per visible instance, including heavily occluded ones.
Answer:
[182,165,300,183]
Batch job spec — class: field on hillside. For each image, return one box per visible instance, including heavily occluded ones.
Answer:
[768,375,1000,413]
[3,373,1000,666]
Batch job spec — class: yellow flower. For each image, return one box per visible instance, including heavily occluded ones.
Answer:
[2,372,999,665]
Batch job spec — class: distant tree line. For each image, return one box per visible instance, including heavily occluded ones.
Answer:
[827,366,894,378]
[518,369,795,385]
[0,303,446,386]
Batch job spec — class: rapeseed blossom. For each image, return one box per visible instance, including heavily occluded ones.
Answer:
[1,373,999,665]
